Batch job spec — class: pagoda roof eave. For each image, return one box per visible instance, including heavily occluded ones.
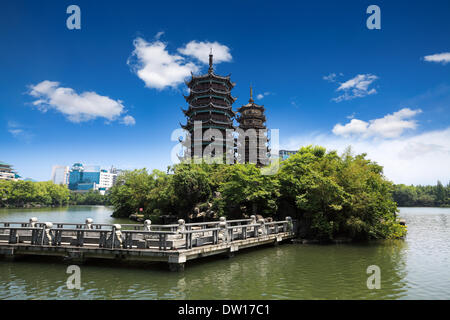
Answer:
[185,93,237,103]
[187,73,235,87]
[188,102,235,111]
[184,108,236,117]
[189,87,231,95]
[237,104,265,112]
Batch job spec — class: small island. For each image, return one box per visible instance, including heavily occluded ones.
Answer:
[109,145,407,242]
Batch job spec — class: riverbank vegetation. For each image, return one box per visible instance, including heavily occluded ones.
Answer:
[393,182,450,207]
[0,180,109,208]
[109,146,406,241]
[68,190,110,206]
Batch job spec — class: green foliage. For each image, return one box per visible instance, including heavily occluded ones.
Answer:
[107,145,405,241]
[68,190,110,205]
[217,163,280,218]
[0,180,110,208]
[278,146,403,240]
[0,180,70,207]
[109,169,173,220]
[393,181,450,207]
[169,164,212,218]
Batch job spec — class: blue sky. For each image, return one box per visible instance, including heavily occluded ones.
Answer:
[1,0,450,184]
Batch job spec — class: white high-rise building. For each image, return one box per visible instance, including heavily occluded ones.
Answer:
[99,169,116,190]
[51,165,70,185]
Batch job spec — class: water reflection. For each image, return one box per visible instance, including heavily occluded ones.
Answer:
[1,207,450,299]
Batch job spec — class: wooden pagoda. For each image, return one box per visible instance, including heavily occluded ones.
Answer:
[236,86,269,166]
[181,52,236,161]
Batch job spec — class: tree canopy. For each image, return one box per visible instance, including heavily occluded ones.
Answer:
[0,180,70,207]
[108,145,406,240]
[393,181,450,207]
[0,180,109,208]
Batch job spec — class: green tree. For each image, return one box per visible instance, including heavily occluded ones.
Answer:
[217,164,280,218]
[169,164,212,219]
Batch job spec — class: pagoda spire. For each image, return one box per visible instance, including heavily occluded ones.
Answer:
[208,48,213,74]
[249,84,254,103]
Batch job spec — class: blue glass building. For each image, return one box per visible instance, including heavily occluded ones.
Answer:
[68,163,101,192]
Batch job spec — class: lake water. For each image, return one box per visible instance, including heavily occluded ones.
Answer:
[0,206,449,300]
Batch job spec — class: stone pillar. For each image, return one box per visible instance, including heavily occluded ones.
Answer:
[85,218,93,230]
[106,224,123,248]
[43,222,53,245]
[218,217,229,243]
[113,224,123,248]
[249,215,257,235]
[144,219,152,231]
[168,254,186,272]
[29,217,38,228]
[177,219,186,239]
[257,219,267,236]
[169,263,185,272]
[286,216,293,233]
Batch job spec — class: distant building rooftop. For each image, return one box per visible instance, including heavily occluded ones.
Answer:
[279,150,298,160]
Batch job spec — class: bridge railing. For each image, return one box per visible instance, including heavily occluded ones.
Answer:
[0,219,253,231]
[0,216,294,251]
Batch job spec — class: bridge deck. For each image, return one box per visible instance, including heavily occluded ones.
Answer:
[0,218,295,271]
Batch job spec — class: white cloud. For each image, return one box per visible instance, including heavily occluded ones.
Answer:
[122,115,136,126]
[256,92,271,100]
[128,38,199,90]
[281,127,450,185]
[155,31,164,40]
[323,72,344,83]
[128,38,232,90]
[323,73,337,82]
[333,108,422,139]
[332,74,378,102]
[346,112,356,119]
[28,80,131,123]
[7,121,33,142]
[424,52,450,65]
[178,41,232,65]
[333,119,369,137]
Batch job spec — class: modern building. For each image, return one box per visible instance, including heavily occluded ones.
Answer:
[98,169,115,192]
[0,161,20,181]
[279,150,298,160]
[110,166,124,186]
[68,163,118,194]
[181,52,236,160]
[68,163,100,193]
[236,86,269,166]
[51,165,70,185]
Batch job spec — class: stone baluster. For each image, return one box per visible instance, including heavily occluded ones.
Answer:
[249,215,257,236]
[286,216,293,233]
[85,218,93,230]
[257,218,267,236]
[177,219,186,239]
[113,224,123,248]
[218,217,229,243]
[144,219,152,231]
[29,217,38,228]
[43,222,53,245]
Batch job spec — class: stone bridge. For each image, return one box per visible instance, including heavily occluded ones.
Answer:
[0,216,296,271]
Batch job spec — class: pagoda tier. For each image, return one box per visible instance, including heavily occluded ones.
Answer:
[182,105,235,120]
[181,52,236,160]
[185,73,236,90]
[180,118,234,130]
[236,87,269,166]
